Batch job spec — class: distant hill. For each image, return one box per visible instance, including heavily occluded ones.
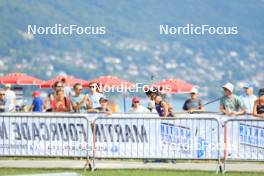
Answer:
[0,0,264,98]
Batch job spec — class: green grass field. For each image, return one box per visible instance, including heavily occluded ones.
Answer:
[0,168,263,176]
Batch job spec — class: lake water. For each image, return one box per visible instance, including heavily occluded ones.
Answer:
[114,96,219,113]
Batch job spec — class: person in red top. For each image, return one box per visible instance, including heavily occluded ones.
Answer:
[51,89,71,112]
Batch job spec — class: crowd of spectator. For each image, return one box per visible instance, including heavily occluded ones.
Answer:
[0,80,263,118]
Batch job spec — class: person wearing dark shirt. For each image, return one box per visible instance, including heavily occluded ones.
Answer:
[253,88,264,118]
[0,90,6,112]
[29,91,43,112]
[155,96,168,117]
[183,87,204,112]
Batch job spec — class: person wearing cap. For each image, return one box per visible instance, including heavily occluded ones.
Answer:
[239,83,257,114]
[29,91,43,112]
[71,83,92,113]
[220,83,246,116]
[0,90,6,112]
[128,96,150,113]
[182,87,204,112]
[253,88,264,118]
[4,84,16,112]
[89,97,112,115]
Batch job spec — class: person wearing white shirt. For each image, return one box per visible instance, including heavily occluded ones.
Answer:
[128,96,150,113]
[89,82,104,108]
[240,83,257,114]
[4,84,16,112]
[61,77,73,97]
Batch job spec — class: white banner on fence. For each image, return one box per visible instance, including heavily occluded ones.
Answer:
[0,113,262,161]
[93,117,220,159]
[225,120,264,160]
[0,115,91,157]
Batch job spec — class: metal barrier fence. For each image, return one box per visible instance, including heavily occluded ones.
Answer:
[223,118,264,172]
[1,112,263,173]
[92,116,222,172]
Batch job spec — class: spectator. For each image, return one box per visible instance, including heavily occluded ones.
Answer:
[88,97,112,115]
[240,83,257,114]
[89,82,104,108]
[253,88,264,118]
[107,100,119,113]
[71,83,92,112]
[44,94,53,112]
[128,96,150,113]
[0,90,6,112]
[4,84,16,112]
[51,89,71,112]
[61,77,73,97]
[147,87,159,101]
[55,81,64,91]
[44,81,62,112]
[155,96,168,117]
[182,87,204,112]
[29,91,43,112]
[168,104,175,117]
[220,83,246,116]
[147,101,157,113]
[146,87,159,113]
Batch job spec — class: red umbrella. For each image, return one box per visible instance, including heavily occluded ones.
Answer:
[40,75,87,88]
[85,76,135,90]
[0,73,43,85]
[151,79,194,94]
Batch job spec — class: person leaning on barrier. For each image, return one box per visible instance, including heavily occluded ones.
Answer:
[155,95,168,117]
[44,81,63,112]
[0,90,6,112]
[147,101,157,113]
[168,104,175,117]
[51,89,71,112]
[145,88,157,112]
[220,83,246,116]
[88,97,112,115]
[128,96,150,113]
[253,88,264,118]
[182,87,204,113]
[71,83,92,113]
[239,83,257,114]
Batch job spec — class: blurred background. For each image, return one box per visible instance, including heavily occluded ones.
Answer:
[0,0,263,111]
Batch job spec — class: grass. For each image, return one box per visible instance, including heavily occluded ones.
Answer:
[0,168,263,176]
[1,157,263,165]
